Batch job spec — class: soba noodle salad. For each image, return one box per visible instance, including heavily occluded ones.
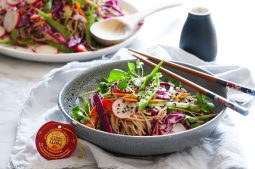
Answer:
[71,60,216,136]
[0,0,124,53]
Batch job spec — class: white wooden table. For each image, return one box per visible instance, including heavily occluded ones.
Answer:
[0,0,254,168]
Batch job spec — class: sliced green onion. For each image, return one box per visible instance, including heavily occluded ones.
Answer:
[37,10,70,38]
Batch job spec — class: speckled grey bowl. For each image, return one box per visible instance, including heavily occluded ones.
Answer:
[58,59,227,156]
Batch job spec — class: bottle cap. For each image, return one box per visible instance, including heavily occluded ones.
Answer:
[35,121,77,160]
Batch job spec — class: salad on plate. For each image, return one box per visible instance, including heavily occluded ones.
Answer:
[0,0,124,53]
[71,60,217,136]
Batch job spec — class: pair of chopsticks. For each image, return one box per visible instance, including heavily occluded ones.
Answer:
[128,48,254,116]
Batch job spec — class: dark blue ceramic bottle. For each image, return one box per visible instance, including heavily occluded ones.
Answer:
[179,7,217,61]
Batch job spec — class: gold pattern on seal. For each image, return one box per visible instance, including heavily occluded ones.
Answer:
[46,130,67,151]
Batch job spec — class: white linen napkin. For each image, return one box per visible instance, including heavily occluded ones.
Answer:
[9,46,254,169]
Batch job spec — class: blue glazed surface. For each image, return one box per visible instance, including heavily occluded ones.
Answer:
[180,10,217,61]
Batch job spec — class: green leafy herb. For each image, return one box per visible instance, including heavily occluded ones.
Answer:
[71,106,87,121]
[128,62,135,73]
[108,69,129,82]
[117,79,128,90]
[128,62,137,77]
[83,98,90,114]
[195,93,215,112]
[97,82,109,94]
[171,79,182,87]
[71,106,94,127]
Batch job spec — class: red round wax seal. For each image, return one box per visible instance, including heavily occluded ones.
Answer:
[35,121,77,160]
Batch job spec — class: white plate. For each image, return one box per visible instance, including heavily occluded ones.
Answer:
[0,0,141,63]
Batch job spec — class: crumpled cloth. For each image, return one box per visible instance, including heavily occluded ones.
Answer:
[9,46,254,169]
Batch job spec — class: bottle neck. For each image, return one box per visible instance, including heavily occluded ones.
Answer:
[188,7,211,20]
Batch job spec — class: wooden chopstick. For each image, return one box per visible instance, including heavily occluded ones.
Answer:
[131,52,249,116]
[128,48,255,96]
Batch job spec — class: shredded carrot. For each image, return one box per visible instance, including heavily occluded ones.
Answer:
[30,14,41,20]
[75,1,86,17]
[33,20,45,27]
[123,98,138,102]
[84,0,100,11]
[174,92,190,102]
[149,99,168,103]
[112,93,137,98]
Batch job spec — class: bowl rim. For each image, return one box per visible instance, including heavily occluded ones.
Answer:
[58,59,227,139]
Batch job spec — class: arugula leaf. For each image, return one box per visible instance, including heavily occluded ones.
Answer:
[128,62,138,77]
[117,79,128,90]
[83,98,90,114]
[128,62,135,73]
[171,79,182,87]
[97,82,109,94]
[71,106,86,120]
[195,93,215,112]
[101,77,108,83]
[108,69,129,82]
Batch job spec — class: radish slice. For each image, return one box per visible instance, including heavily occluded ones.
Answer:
[3,9,19,32]
[25,0,38,4]
[15,47,34,53]
[112,99,136,119]
[74,44,87,52]
[172,123,187,133]
[7,0,20,6]
[0,0,10,9]
[35,45,58,54]
[0,26,6,38]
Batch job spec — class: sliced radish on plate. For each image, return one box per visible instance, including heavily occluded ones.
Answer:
[0,0,10,9]
[25,0,38,4]
[3,8,19,32]
[15,47,34,53]
[35,45,58,54]
[0,26,6,38]
[74,44,87,52]
[112,99,136,119]
[7,0,20,6]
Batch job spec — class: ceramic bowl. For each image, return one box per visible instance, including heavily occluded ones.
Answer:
[58,59,227,156]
